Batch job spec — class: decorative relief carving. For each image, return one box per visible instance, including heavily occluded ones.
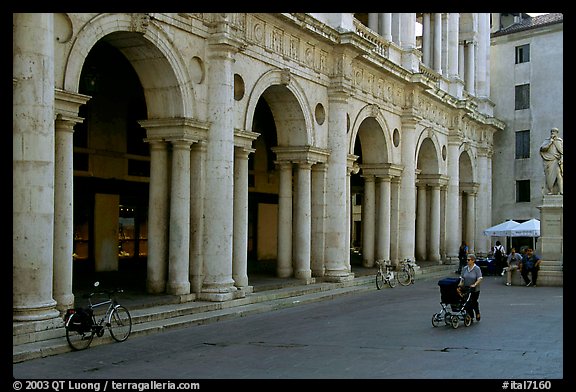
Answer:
[254,23,264,43]
[289,36,300,61]
[272,28,283,55]
[130,13,150,34]
[319,50,328,73]
[304,44,315,67]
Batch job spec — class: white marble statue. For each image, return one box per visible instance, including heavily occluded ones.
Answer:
[539,127,563,195]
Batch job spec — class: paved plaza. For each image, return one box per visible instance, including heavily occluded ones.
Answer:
[12,274,566,387]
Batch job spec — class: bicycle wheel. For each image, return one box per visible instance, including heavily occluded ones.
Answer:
[376,271,385,290]
[397,267,412,286]
[408,266,415,284]
[387,272,397,288]
[109,305,132,342]
[431,313,442,328]
[65,314,94,350]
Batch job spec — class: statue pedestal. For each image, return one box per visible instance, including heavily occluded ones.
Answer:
[536,195,563,286]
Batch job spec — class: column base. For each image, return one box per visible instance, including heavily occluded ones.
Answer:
[323,269,355,283]
[13,300,61,322]
[167,281,190,296]
[277,266,293,278]
[147,278,166,294]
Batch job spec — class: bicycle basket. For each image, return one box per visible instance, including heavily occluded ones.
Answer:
[64,307,93,333]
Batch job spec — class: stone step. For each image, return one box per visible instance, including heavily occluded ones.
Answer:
[10,263,463,363]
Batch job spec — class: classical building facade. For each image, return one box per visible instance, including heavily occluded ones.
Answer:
[490,13,563,252]
[13,13,504,323]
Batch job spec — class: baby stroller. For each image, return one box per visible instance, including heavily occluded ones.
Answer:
[431,277,473,329]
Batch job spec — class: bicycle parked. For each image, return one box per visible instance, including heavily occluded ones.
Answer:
[63,281,132,351]
[397,258,416,286]
[375,259,397,289]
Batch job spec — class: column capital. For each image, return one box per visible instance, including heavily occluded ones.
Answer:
[140,117,209,143]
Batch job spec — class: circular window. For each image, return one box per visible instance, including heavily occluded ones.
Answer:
[315,103,325,125]
[234,74,245,101]
[393,128,400,147]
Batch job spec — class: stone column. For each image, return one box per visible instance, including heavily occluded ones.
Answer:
[476,148,491,255]
[399,13,416,49]
[448,13,459,78]
[390,177,401,264]
[466,192,476,252]
[458,42,465,82]
[190,141,206,294]
[53,91,90,313]
[167,140,192,295]
[233,147,253,289]
[422,13,431,67]
[13,13,59,321]
[311,163,327,277]
[433,13,442,74]
[53,116,76,312]
[416,184,427,261]
[376,176,391,261]
[146,141,169,293]
[201,31,240,300]
[362,174,376,267]
[476,13,489,98]
[294,162,313,281]
[368,13,378,32]
[429,185,441,262]
[398,116,418,260]
[277,162,293,278]
[445,137,460,261]
[465,41,476,95]
[381,13,392,41]
[324,85,353,281]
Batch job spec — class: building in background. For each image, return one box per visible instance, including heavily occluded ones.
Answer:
[490,13,563,251]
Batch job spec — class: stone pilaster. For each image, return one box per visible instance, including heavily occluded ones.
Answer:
[190,141,206,294]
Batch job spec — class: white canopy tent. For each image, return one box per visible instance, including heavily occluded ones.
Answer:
[483,220,520,237]
[510,218,540,250]
[509,218,540,237]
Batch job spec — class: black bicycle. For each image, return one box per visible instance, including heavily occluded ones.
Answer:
[63,282,132,351]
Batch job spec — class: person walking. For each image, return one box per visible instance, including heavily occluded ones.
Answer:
[459,254,483,322]
[493,240,507,276]
[502,247,522,286]
[455,241,468,274]
[519,247,541,287]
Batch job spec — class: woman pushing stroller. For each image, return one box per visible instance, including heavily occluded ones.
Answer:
[458,254,483,322]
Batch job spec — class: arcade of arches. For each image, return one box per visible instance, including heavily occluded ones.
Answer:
[13,13,503,323]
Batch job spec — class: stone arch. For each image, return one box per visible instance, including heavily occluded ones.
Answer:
[348,104,392,163]
[244,69,314,146]
[416,128,442,174]
[459,148,475,183]
[63,13,194,118]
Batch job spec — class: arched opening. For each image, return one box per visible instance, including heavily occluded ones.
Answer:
[73,39,149,292]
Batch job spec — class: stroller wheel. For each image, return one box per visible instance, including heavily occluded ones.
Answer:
[450,315,460,329]
[444,312,452,326]
[431,313,442,328]
[464,314,472,327]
